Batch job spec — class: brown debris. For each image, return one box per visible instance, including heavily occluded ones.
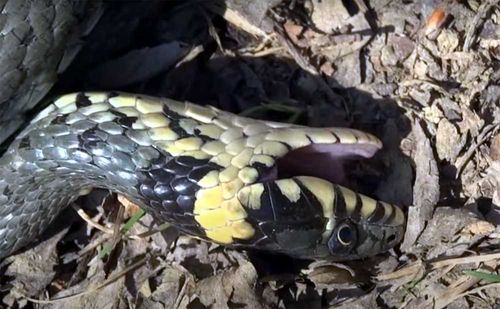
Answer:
[2,0,500,308]
[401,120,440,252]
[425,7,447,36]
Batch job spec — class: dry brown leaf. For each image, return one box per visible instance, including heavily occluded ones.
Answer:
[437,30,460,54]
[301,261,356,288]
[193,260,264,309]
[461,221,496,236]
[436,118,463,162]
[490,133,500,161]
[401,120,440,252]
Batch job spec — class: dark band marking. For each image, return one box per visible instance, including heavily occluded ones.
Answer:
[352,133,359,143]
[167,119,190,139]
[117,116,138,128]
[187,165,219,182]
[245,183,276,222]
[148,168,174,183]
[331,132,340,142]
[51,114,69,125]
[82,129,107,142]
[76,93,92,108]
[164,159,191,175]
[295,179,329,223]
[110,110,128,118]
[350,193,363,222]
[3,186,11,196]
[19,136,31,149]
[162,106,183,120]
[193,128,219,142]
[175,156,210,167]
[251,162,273,182]
[305,134,315,144]
[108,91,120,99]
[333,186,347,218]
[383,204,396,225]
[367,202,385,223]
[111,109,137,129]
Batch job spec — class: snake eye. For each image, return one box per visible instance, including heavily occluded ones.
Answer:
[327,221,358,256]
[337,224,354,246]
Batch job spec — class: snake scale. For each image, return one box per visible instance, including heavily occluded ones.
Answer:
[0,92,405,260]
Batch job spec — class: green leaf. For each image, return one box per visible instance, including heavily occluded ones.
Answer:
[98,243,113,259]
[463,270,500,283]
[122,208,145,233]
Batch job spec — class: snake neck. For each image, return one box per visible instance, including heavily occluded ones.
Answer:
[0,106,211,258]
[0,135,142,257]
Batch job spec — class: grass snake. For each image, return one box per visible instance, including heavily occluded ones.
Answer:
[0,92,405,260]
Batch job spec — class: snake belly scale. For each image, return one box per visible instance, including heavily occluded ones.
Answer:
[0,92,405,260]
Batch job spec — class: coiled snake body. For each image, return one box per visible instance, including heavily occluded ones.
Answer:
[0,92,405,260]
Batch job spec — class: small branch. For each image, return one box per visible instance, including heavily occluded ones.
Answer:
[463,0,500,51]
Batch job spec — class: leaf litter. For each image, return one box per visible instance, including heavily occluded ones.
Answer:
[1,0,500,308]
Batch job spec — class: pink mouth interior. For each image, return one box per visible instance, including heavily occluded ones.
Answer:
[259,143,381,184]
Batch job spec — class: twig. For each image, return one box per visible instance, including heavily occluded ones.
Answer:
[463,0,500,51]
[174,45,204,69]
[22,255,149,304]
[107,204,126,255]
[207,2,269,39]
[455,282,500,298]
[269,15,348,111]
[353,0,368,13]
[431,252,500,269]
[432,260,498,308]
[272,18,319,75]
[128,222,171,240]
[78,233,112,257]
[432,276,481,308]
[455,124,499,178]
[201,7,226,55]
[241,46,285,57]
[72,204,113,234]
[173,274,190,308]
[400,78,453,97]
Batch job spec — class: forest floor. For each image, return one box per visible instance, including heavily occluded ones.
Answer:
[1,1,499,308]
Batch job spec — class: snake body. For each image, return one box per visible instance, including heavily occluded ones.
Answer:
[0,0,103,145]
[0,92,405,260]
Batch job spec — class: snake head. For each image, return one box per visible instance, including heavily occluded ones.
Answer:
[165,103,408,260]
[236,175,406,260]
[223,124,406,260]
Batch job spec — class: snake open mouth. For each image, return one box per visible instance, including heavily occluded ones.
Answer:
[259,142,381,184]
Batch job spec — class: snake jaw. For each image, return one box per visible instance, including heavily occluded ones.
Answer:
[275,142,382,185]
[248,174,407,260]
[240,139,405,260]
